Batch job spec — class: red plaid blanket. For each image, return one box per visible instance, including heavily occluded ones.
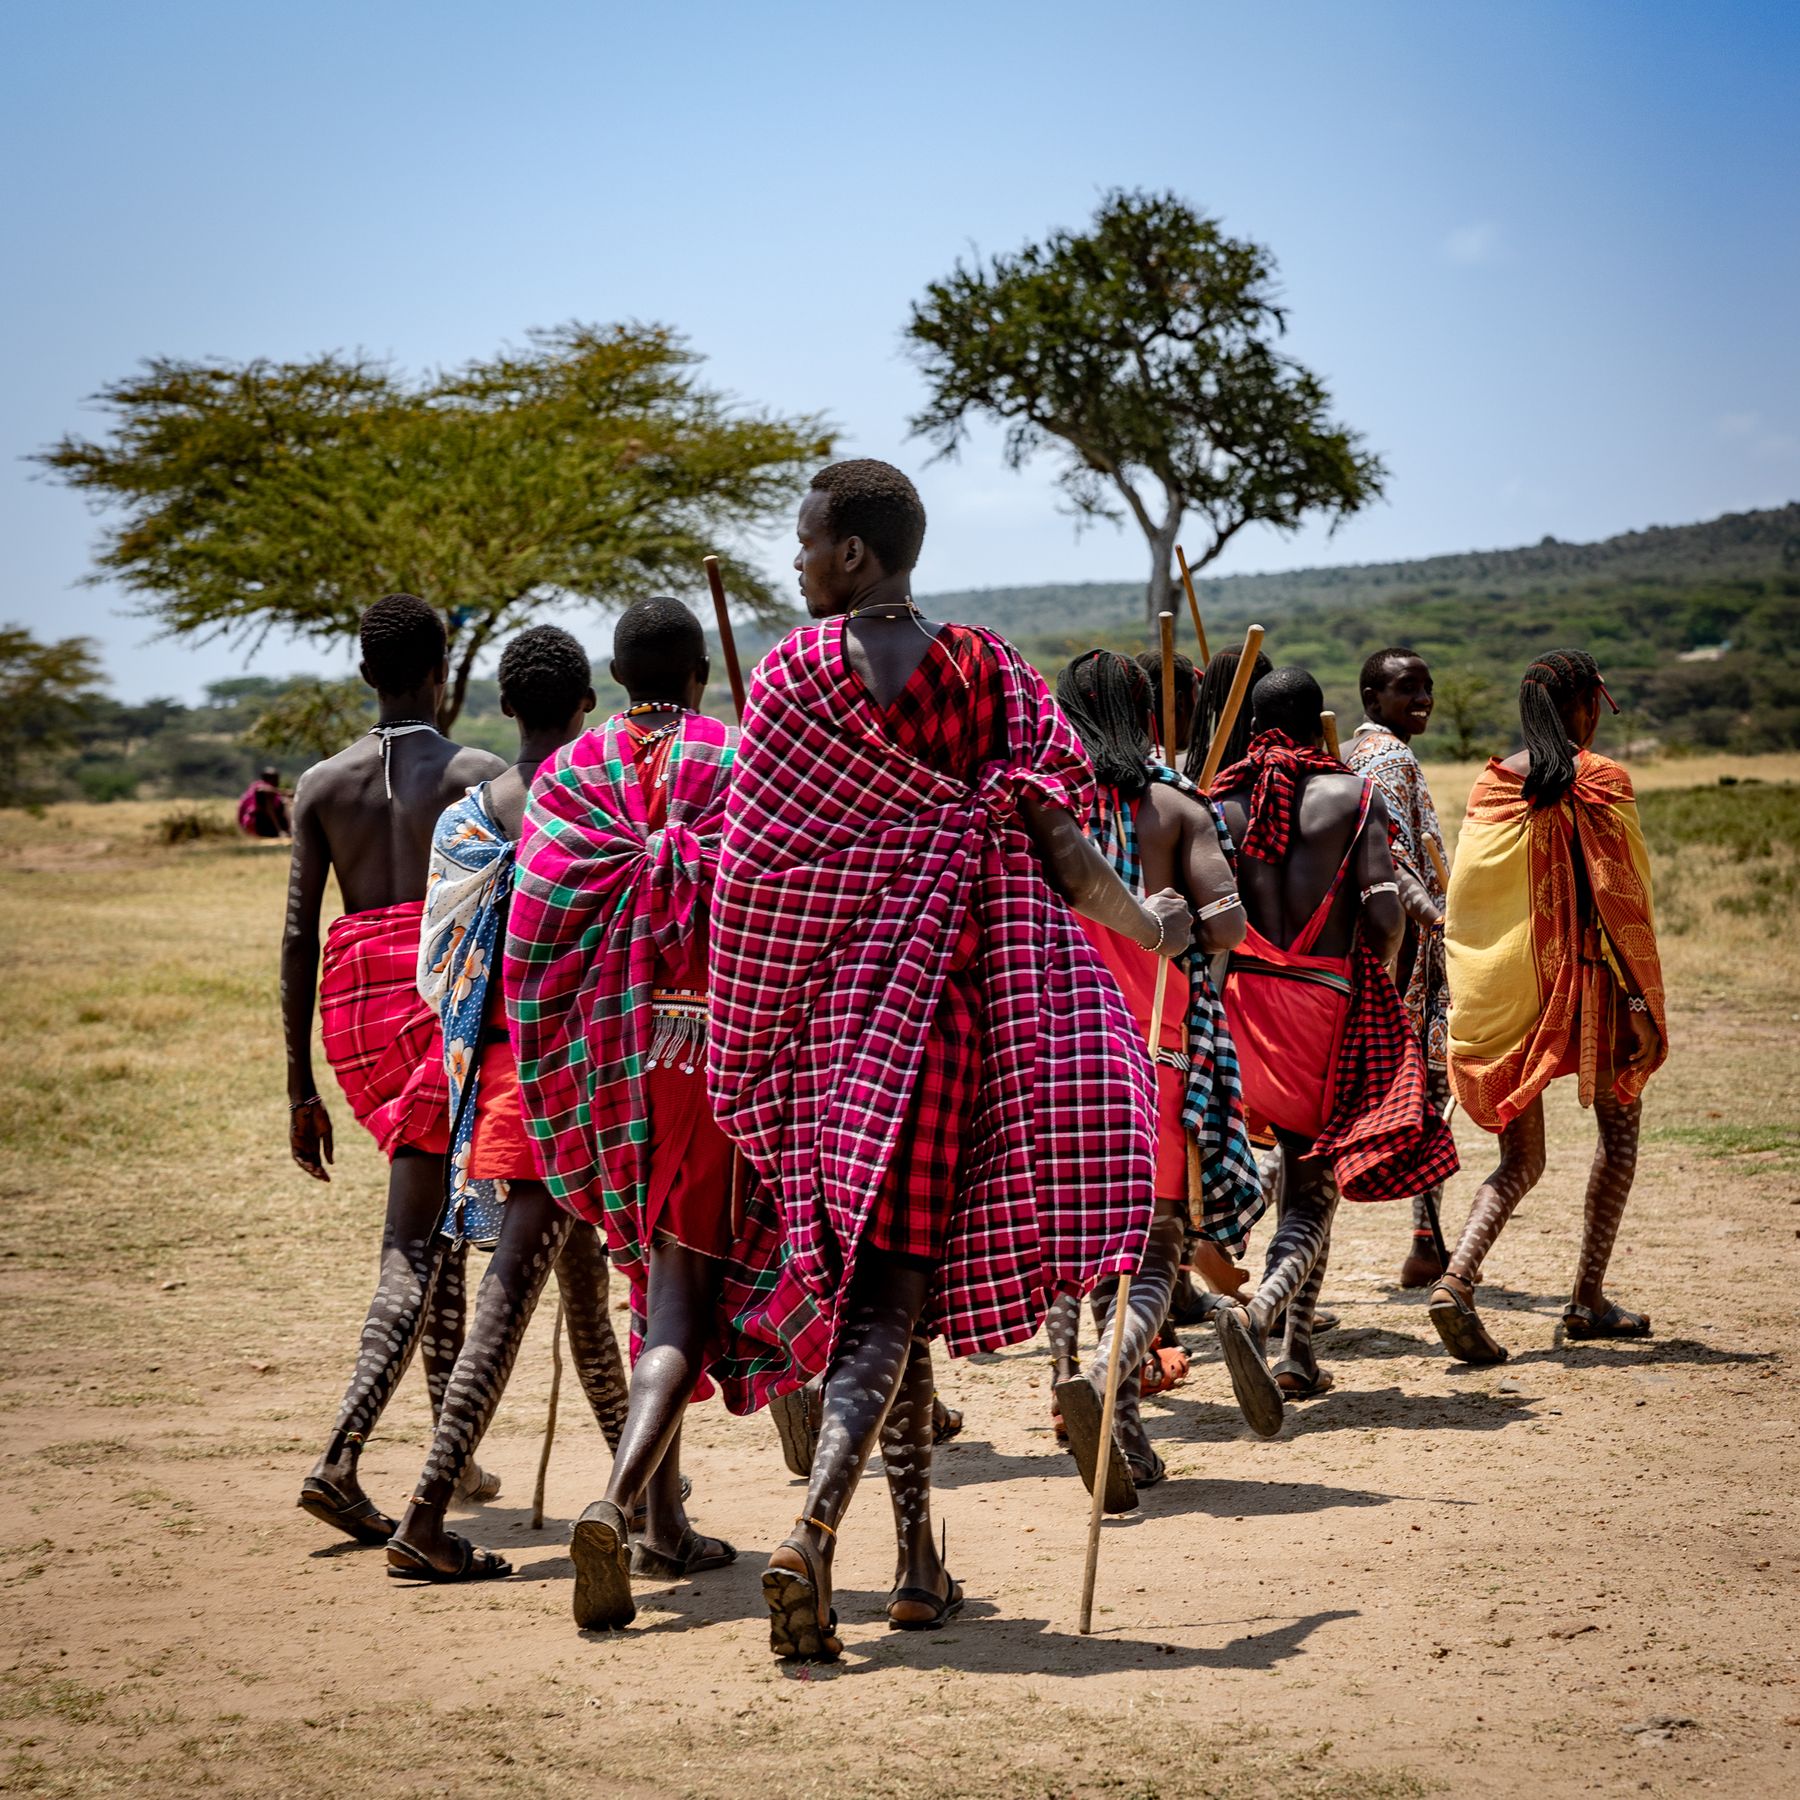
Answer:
[707,620,1157,1367]
[319,899,449,1159]
[506,715,733,1262]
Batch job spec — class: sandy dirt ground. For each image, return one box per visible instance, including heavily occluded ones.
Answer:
[1,789,1797,1798]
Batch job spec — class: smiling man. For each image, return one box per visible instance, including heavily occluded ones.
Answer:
[1346,647,1455,1288]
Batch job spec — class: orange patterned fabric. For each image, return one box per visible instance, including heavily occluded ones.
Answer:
[1446,752,1667,1131]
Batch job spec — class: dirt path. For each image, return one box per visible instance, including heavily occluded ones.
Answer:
[2,815,1797,1797]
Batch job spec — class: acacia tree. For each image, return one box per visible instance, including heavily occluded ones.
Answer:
[0,625,106,805]
[906,190,1386,625]
[39,324,832,727]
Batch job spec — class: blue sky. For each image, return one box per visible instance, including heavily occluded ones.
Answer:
[3,0,1795,700]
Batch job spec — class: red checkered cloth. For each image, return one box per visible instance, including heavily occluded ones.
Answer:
[319,898,449,1159]
[507,714,807,1413]
[707,619,1157,1371]
[1209,728,1348,862]
[1214,731,1457,1202]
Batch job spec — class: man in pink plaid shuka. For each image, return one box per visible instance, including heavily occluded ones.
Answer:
[708,460,1192,1663]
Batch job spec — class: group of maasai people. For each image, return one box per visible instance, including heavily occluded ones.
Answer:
[279,458,1668,1661]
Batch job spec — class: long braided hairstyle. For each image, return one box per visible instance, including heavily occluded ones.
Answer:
[1519,648,1603,809]
[1184,644,1274,781]
[1056,650,1154,797]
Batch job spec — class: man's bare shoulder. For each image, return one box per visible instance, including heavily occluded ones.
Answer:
[1298,768,1369,827]
[292,737,380,800]
[445,743,509,784]
[1142,779,1212,834]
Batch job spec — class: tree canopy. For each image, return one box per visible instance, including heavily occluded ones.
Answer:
[38,323,832,726]
[905,190,1387,625]
[0,626,107,806]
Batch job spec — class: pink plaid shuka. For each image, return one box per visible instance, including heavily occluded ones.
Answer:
[706,619,1157,1369]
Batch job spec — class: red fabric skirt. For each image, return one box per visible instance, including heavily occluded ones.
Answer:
[1226,932,1352,1144]
[643,1059,734,1259]
[319,899,449,1160]
[466,1036,542,1181]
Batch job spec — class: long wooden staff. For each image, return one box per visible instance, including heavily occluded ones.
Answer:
[702,554,751,1235]
[530,1299,566,1530]
[702,554,748,722]
[1174,546,1210,665]
[1321,710,1341,762]
[1196,626,1267,788]
[1080,614,1176,1637]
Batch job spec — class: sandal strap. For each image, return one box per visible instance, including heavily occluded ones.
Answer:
[795,1513,836,1538]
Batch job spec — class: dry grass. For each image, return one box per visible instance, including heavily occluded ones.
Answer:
[2,769,1797,1799]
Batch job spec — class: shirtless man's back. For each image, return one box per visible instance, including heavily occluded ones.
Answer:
[285,593,506,1547]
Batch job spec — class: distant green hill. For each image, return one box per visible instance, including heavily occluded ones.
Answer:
[908,502,1800,756]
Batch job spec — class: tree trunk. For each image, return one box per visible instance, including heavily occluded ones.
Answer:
[439,615,500,731]
[1144,513,1183,637]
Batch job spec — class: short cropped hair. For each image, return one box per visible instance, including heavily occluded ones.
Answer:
[1250,665,1325,741]
[497,625,591,730]
[611,596,707,702]
[359,593,447,694]
[808,459,927,574]
[1359,646,1422,695]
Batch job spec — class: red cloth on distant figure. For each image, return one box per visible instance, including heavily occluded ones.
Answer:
[319,899,449,1159]
[465,1032,541,1181]
[643,1059,734,1259]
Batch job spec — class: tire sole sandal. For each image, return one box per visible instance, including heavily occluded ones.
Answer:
[386,1532,510,1583]
[570,1499,636,1630]
[762,1527,841,1662]
[1214,1306,1284,1438]
[887,1576,965,1632]
[1428,1282,1510,1365]
[1052,1376,1137,1514]
[631,1528,737,1579]
[768,1385,820,1480]
[1272,1359,1335,1401]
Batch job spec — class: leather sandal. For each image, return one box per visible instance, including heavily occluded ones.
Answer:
[1428,1278,1510,1365]
[386,1532,510,1583]
[763,1519,842,1662]
[297,1476,395,1545]
[1563,1300,1651,1339]
[631,1527,737,1579]
[570,1498,635,1630]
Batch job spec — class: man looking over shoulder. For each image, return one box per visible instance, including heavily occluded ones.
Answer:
[1345,647,1454,1288]
[286,593,506,1546]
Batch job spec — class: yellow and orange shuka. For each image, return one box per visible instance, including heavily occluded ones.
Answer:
[1444,750,1668,1132]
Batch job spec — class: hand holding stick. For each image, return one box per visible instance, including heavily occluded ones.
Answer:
[1175,546,1210,665]
[1196,625,1267,787]
[702,555,748,723]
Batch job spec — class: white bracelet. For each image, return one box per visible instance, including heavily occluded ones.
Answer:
[1360,881,1399,903]
[1197,892,1242,921]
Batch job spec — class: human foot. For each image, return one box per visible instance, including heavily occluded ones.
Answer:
[1214,1303,1284,1438]
[297,1467,394,1545]
[887,1549,964,1631]
[387,1530,510,1583]
[1399,1231,1447,1289]
[1052,1374,1137,1513]
[570,1499,636,1630]
[1563,1296,1651,1339]
[1427,1274,1509,1365]
[763,1524,841,1661]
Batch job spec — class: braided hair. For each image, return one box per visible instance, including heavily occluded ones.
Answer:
[1519,648,1602,809]
[1183,644,1273,780]
[1056,650,1154,797]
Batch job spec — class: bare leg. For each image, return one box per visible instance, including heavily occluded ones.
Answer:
[1571,1090,1643,1315]
[1045,1293,1081,1386]
[598,1237,723,1556]
[765,1253,931,1650]
[1080,1206,1183,1481]
[305,1148,452,1519]
[1429,1100,1546,1363]
[1444,1100,1547,1286]
[554,1224,630,1452]
[1215,1143,1334,1435]
[880,1335,955,1620]
[391,1184,572,1574]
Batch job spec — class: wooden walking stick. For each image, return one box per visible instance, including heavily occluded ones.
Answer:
[1174,546,1210,666]
[530,1299,567,1530]
[1320,710,1341,762]
[1196,625,1267,788]
[1081,615,1180,1637]
[702,554,748,723]
[1425,834,1451,892]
